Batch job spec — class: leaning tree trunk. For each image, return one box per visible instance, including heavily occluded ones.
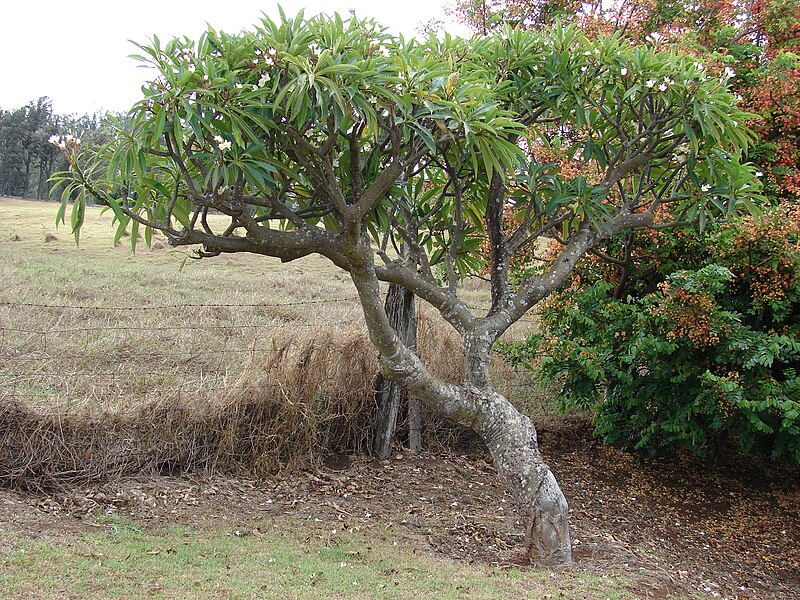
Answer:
[350,251,572,565]
[462,335,572,564]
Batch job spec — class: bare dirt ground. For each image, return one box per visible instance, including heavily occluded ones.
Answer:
[1,417,797,599]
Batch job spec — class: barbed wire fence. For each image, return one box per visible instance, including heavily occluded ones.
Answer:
[0,297,533,407]
[1,296,367,407]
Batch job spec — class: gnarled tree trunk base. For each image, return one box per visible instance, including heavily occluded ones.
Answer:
[479,393,572,565]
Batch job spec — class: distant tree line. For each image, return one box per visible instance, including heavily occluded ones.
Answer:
[0,97,115,199]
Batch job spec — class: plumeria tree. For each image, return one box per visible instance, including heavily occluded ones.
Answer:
[458,0,798,463]
[53,11,760,564]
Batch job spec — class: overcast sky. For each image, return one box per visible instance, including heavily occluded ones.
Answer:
[2,0,470,115]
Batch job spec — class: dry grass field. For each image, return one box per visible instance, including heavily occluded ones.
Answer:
[0,196,535,412]
[1,196,367,411]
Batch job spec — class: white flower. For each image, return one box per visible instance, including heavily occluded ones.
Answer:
[214,135,232,152]
[658,82,668,91]
[646,32,662,43]
[252,58,259,64]
[188,63,196,73]
[581,66,588,73]
[755,171,764,177]
[234,82,243,89]
[701,184,712,192]
[309,42,320,55]
[48,134,60,145]
[646,79,656,88]
[620,67,628,76]
[723,67,736,79]
[258,72,271,87]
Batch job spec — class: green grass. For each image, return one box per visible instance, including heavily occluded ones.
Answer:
[0,517,633,599]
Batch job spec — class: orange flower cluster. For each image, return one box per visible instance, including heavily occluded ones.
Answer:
[717,204,800,304]
[652,283,727,347]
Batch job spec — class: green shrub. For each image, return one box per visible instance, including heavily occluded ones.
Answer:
[502,206,800,462]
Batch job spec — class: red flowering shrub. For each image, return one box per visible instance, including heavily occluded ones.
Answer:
[501,207,800,461]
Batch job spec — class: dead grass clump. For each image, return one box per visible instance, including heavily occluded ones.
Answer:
[221,328,379,471]
[0,397,210,491]
[416,308,464,384]
[44,233,58,243]
[0,328,381,490]
[0,318,489,491]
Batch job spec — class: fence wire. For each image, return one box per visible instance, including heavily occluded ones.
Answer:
[1,294,535,406]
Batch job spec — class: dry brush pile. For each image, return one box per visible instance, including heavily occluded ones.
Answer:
[0,312,484,491]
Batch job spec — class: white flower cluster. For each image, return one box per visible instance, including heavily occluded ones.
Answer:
[49,134,80,149]
[672,143,691,161]
[255,47,278,66]
[645,32,663,44]
[214,135,232,152]
[646,76,674,91]
[249,47,277,90]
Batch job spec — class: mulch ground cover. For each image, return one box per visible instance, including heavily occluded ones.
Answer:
[1,416,797,599]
